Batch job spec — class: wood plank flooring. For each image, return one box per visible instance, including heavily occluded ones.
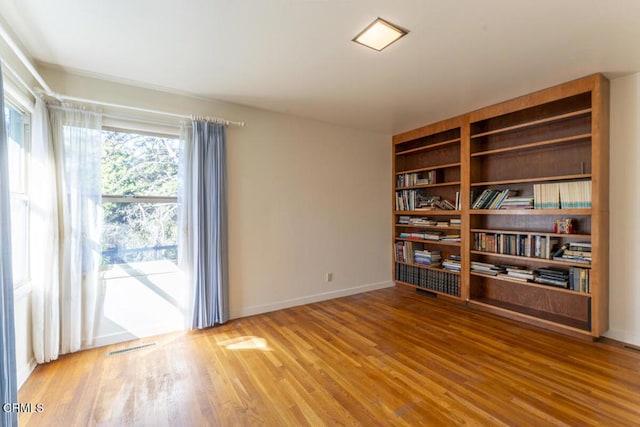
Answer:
[18,287,640,426]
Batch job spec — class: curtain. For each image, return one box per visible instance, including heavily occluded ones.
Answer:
[179,120,228,329]
[0,65,19,427]
[50,106,102,353]
[31,98,60,363]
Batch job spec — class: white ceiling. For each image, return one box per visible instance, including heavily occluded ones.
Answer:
[1,0,639,134]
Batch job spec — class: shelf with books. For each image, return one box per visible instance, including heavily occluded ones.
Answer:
[396,163,460,189]
[469,209,591,216]
[395,281,461,299]
[470,250,590,267]
[396,162,461,175]
[471,231,591,261]
[394,210,462,216]
[398,238,461,247]
[395,261,461,297]
[397,261,461,275]
[396,215,461,229]
[396,224,461,231]
[470,228,590,239]
[469,272,591,296]
[395,181,461,191]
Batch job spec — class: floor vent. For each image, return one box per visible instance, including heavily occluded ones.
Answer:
[107,342,157,357]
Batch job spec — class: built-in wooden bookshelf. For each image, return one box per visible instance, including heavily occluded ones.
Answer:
[392,74,609,338]
[393,117,465,300]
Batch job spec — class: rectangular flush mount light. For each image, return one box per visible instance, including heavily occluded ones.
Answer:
[352,17,408,51]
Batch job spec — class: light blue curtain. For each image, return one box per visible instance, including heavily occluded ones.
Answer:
[0,65,19,427]
[180,120,228,329]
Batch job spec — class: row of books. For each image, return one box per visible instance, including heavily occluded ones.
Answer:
[396,170,442,188]
[442,255,461,272]
[399,230,460,243]
[395,263,460,296]
[397,216,461,228]
[552,242,592,264]
[472,233,559,260]
[470,262,591,293]
[395,191,460,211]
[472,188,535,210]
[395,241,442,266]
[533,180,592,209]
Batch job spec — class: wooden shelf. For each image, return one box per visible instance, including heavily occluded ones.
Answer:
[395,280,461,299]
[394,210,460,216]
[470,272,591,296]
[396,237,461,247]
[395,138,460,155]
[470,250,591,268]
[471,134,591,157]
[397,224,461,231]
[396,261,460,275]
[471,174,592,187]
[470,108,592,139]
[470,229,590,239]
[396,162,461,175]
[395,181,460,190]
[469,209,591,216]
[467,299,591,334]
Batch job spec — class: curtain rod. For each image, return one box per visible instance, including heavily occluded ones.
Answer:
[47,92,245,127]
[0,21,245,127]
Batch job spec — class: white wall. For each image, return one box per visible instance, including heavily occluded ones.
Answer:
[13,285,35,387]
[39,66,393,336]
[607,72,640,346]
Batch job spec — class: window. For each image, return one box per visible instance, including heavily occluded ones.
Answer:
[101,129,180,266]
[4,99,30,286]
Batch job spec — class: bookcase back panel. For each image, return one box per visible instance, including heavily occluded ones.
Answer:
[470,92,591,136]
[471,143,591,183]
[470,277,590,329]
[469,215,592,235]
[471,115,591,153]
[396,145,461,172]
[395,128,460,152]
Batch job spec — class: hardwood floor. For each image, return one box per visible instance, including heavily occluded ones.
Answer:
[18,287,640,426]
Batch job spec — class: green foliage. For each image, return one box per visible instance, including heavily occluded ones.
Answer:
[101,130,180,265]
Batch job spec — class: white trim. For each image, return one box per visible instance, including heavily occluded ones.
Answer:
[90,324,184,349]
[0,22,52,93]
[2,77,35,112]
[17,358,37,389]
[229,280,395,319]
[13,282,32,300]
[604,328,640,348]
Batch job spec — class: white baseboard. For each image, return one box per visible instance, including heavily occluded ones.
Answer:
[604,328,640,347]
[91,324,185,348]
[230,280,394,320]
[89,281,393,347]
[17,358,37,390]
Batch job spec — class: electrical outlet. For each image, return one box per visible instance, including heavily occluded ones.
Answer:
[326,272,333,282]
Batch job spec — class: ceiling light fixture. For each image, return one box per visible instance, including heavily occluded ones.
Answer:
[352,17,408,51]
